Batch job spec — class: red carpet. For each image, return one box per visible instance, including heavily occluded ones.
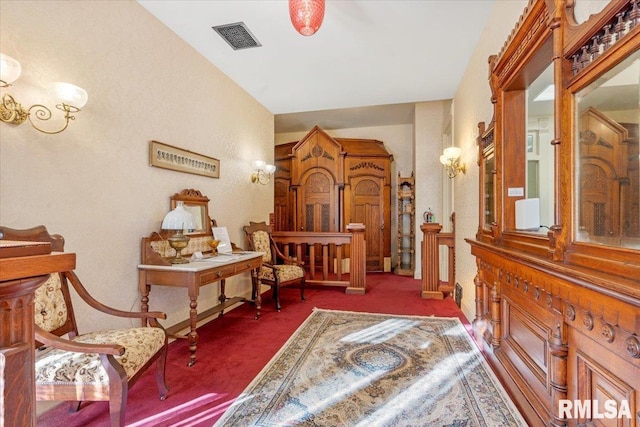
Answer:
[37,273,469,427]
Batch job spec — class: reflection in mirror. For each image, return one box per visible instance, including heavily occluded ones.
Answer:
[575,50,640,249]
[169,189,212,236]
[526,63,555,233]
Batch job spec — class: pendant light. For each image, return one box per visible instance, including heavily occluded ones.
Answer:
[289,0,325,36]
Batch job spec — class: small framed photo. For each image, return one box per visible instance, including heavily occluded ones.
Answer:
[527,131,538,154]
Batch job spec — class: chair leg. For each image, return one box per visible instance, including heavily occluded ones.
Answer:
[68,401,82,413]
[300,279,306,301]
[156,345,169,400]
[101,354,128,427]
[274,284,281,311]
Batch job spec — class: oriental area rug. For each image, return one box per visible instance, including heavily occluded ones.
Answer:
[214,309,526,426]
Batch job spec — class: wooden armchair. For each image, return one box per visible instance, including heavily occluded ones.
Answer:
[243,221,305,311]
[0,225,169,427]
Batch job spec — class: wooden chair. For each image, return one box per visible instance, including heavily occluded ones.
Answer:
[0,225,169,427]
[243,221,305,311]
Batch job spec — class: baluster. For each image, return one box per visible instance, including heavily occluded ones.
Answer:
[613,12,626,42]
[629,0,640,29]
[579,46,590,71]
[601,25,612,51]
[571,54,580,76]
[588,35,600,60]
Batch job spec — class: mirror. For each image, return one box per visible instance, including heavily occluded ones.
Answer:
[525,63,555,233]
[574,49,640,249]
[170,189,212,236]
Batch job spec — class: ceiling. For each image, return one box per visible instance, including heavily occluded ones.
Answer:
[138,0,496,133]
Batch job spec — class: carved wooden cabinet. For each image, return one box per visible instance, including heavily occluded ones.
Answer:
[467,1,640,426]
[395,173,415,276]
[275,126,392,272]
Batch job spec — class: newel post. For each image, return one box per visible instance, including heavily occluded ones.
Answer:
[346,223,366,294]
[421,223,444,299]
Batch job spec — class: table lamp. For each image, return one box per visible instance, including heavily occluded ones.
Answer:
[161,201,195,264]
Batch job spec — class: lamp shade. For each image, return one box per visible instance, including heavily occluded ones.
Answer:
[265,164,276,174]
[252,160,266,170]
[49,82,88,108]
[443,146,462,160]
[162,201,196,231]
[0,53,22,84]
[289,0,325,36]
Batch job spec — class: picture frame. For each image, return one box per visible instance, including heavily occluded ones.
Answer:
[526,131,538,154]
[149,140,219,179]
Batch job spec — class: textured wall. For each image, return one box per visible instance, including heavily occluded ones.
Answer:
[0,1,274,332]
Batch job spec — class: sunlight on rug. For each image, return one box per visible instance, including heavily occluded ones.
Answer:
[214,308,526,427]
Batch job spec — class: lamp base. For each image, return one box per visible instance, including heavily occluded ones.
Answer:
[167,232,190,264]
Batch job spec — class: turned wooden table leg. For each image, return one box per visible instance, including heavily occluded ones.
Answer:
[187,292,199,367]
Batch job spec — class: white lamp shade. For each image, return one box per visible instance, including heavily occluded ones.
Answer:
[252,160,266,170]
[0,53,22,84]
[265,164,276,174]
[49,82,88,108]
[162,201,195,231]
[443,146,462,160]
[439,154,448,165]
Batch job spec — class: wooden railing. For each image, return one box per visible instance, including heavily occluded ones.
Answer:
[420,221,455,299]
[271,223,366,294]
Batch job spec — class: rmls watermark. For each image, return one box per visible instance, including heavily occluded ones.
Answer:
[558,399,632,420]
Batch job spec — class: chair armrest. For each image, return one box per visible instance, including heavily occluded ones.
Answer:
[35,325,124,356]
[63,271,167,320]
[271,242,304,267]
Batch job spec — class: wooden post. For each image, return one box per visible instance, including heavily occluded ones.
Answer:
[420,223,444,299]
[346,223,366,294]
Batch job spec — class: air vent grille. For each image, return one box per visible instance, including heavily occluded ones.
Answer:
[213,22,261,50]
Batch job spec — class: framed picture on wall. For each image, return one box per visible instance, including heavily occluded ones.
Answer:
[527,131,539,154]
[149,140,220,178]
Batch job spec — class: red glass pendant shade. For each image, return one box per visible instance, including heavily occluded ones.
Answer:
[289,0,325,36]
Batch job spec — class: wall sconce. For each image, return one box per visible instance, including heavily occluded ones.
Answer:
[0,53,88,134]
[251,160,276,185]
[439,146,466,178]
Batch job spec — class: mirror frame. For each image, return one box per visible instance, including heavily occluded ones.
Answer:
[483,0,640,280]
[561,0,640,278]
[169,188,212,237]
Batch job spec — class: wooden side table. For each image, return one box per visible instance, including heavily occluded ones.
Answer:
[138,252,263,366]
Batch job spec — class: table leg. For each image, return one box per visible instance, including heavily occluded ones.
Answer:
[218,279,226,318]
[252,267,262,319]
[138,270,150,327]
[187,294,198,367]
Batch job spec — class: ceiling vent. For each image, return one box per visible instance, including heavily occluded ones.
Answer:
[213,22,261,50]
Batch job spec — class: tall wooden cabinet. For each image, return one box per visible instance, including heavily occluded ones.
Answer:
[275,126,393,272]
[467,1,640,426]
[395,173,415,276]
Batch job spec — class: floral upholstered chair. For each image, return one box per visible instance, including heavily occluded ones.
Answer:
[0,225,169,427]
[243,221,306,311]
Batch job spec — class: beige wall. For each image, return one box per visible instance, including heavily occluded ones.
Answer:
[0,1,274,332]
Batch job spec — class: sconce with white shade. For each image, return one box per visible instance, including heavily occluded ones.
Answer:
[161,201,195,264]
[251,160,276,185]
[439,146,466,178]
[0,53,88,134]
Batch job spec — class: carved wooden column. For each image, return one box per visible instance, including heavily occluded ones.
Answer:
[346,223,366,294]
[421,223,443,299]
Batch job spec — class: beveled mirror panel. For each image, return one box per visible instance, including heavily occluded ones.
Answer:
[574,50,640,249]
[526,63,555,233]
